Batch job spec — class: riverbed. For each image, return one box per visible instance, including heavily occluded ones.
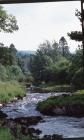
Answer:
[1,92,84,138]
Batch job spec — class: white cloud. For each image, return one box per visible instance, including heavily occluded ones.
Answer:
[0,1,81,52]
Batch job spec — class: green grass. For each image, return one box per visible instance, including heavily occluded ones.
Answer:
[38,84,71,93]
[0,126,37,140]
[37,90,84,112]
[0,127,15,140]
[43,85,71,92]
[0,81,26,103]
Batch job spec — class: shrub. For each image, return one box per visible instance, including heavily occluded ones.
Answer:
[0,64,8,81]
[7,65,25,81]
[71,68,84,90]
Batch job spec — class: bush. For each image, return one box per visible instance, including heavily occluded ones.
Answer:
[0,64,8,81]
[0,64,25,82]
[71,68,84,90]
[24,72,34,83]
[7,65,25,81]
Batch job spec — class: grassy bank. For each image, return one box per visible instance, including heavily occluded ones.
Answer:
[33,84,71,93]
[0,127,15,140]
[37,90,84,112]
[0,127,37,140]
[0,81,26,103]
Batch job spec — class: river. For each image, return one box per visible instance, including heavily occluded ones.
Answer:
[2,92,84,138]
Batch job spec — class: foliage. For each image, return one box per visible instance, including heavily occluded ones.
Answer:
[0,6,18,33]
[0,81,26,103]
[71,68,84,90]
[0,127,15,140]
[0,64,8,81]
[7,65,25,81]
[34,84,71,93]
[30,39,71,84]
[67,9,83,42]
[59,36,70,57]
[67,49,83,82]
[18,54,33,73]
[44,57,70,83]
[37,90,84,112]
[0,43,18,66]
[0,64,25,82]
[30,38,83,89]
[24,72,34,83]
[68,31,82,42]
[0,126,37,140]
[0,46,12,65]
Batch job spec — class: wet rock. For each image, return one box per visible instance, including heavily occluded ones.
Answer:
[0,118,6,126]
[52,134,63,140]
[42,135,52,140]
[41,134,63,140]
[17,95,23,100]
[0,110,7,118]
[65,104,84,117]
[53,106,66,115]
[39,104,84,117]
[13,116,42,126]
[21,126,41,136]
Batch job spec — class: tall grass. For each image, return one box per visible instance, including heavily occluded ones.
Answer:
[0,81,26,103]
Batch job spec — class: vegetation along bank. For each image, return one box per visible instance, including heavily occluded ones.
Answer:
[0,81,26,104]
[37,90,84,117]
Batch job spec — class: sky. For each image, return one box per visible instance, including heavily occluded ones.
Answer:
[0,1,81,52]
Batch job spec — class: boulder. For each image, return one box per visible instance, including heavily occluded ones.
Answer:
[0,110,7,118]
[12,116,42,126]
[53,106,66,115]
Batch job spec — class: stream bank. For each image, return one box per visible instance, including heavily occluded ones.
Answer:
[37,90,84,117]
[1,92,84,139]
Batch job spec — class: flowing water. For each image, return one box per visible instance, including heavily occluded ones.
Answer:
[2,92,84,138]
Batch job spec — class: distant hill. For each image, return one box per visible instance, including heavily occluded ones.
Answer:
[17,50,35,56]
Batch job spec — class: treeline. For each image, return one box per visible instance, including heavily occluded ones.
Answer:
[0,43,25,82]
[0,42,34,84]
[30,37,83,90]
[0,36,83,90]
[0,43,27,103]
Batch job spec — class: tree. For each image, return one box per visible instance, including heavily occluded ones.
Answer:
[9,44,17,54]
[38,40,52,57]
[0,6,19,33]
[9,44,17,65]
[67,9,83,89]
[30,40,70,84]
[67,9,83,42]
[30,41,54,82]
[0,43,18,65]
[59,36,70,57]
[44,57,70,84]
[51,40,60,61]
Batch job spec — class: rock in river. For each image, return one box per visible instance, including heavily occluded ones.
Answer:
[11,116,42,126]
[0,110,7,118]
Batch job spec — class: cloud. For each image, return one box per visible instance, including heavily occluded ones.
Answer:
[0,1,81,52]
